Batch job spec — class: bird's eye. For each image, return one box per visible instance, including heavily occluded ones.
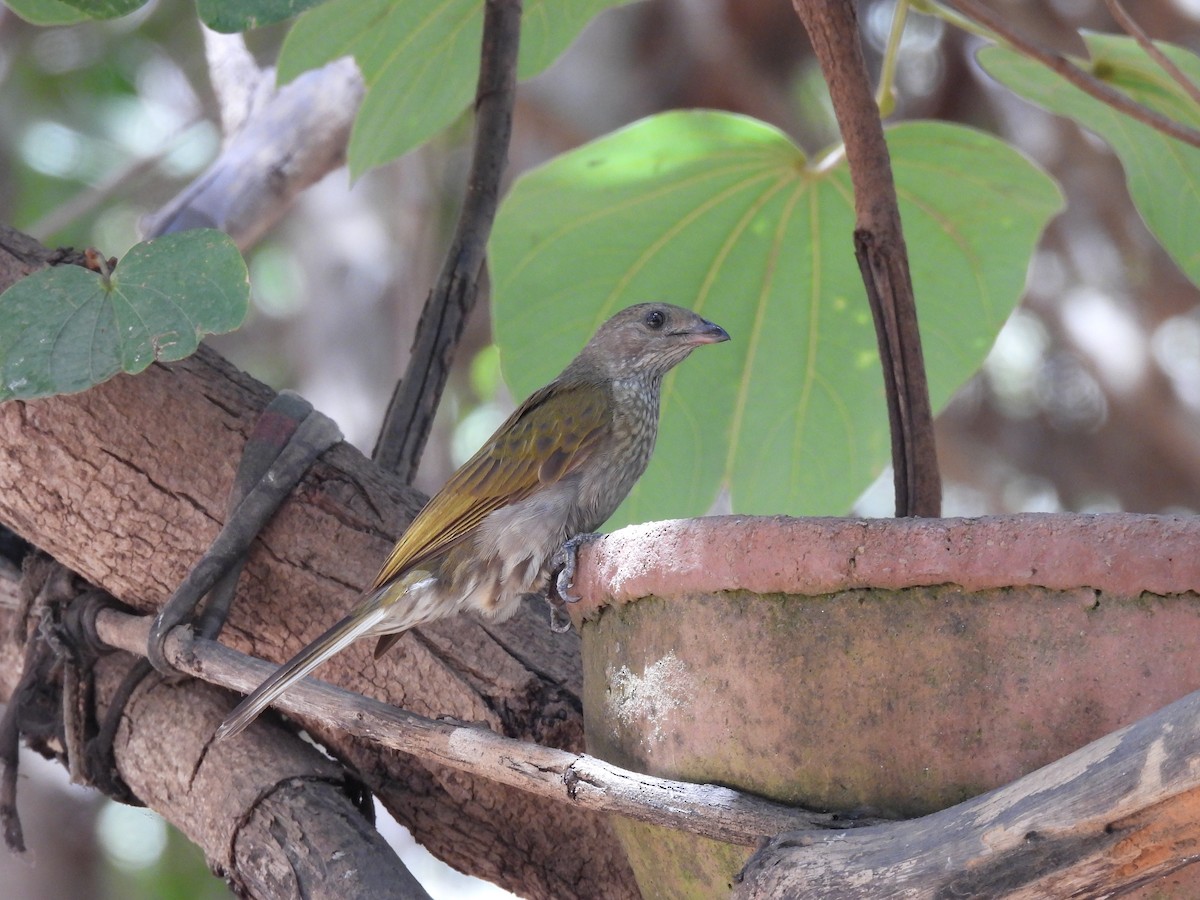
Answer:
[644,310,666,330]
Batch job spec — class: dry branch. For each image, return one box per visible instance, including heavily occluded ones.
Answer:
[94,605,850,847]
[98,653,429,899]
[140,55,363,249]
[736,682,1200,898]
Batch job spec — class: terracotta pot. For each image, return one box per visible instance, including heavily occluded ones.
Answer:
[568,513,1200,899]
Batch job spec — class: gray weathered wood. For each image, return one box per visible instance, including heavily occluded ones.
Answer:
[736,686,1200,898]
[96,606,854,846]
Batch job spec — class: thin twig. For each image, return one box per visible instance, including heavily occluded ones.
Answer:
[1104,0,1200,110]
[93,606,872,846]
[874,0,909,115]
[940,0,1200,149]
[372,0,522,480]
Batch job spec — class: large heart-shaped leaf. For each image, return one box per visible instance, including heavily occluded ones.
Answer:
[979,33,1200,287]
[490,111,1063,526]
[277,0,637,176]
[0,230,248,401]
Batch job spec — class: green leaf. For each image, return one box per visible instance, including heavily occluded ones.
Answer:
[46,0,146,19]
[490,111,1063,525]
[277,0,637,176]
[978,33,1200,287]
[3,0,89,25]
[0,230,249,402]
[197,0,330,32]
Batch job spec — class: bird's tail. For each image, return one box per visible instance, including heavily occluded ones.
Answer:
[215,587,397,741]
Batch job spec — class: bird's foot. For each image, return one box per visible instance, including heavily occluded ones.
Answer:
[547,600,573,634]
[552,532,602,605]
[524,589,574,634]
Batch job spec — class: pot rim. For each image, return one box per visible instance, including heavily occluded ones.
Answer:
[569,512,1200,622]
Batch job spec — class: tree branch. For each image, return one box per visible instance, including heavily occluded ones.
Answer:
[140,55,363,249]
[736,681,1200,897]
[201,28,276,141]
[372,0,521,480]
[790,0,942,516]
[91,605,861,847]
[940,0,1200,150]
[0,556,422,897]
[13,635,431,899]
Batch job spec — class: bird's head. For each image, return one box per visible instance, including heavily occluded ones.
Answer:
[571,302,730,382]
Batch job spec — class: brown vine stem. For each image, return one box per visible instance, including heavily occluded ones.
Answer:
[940,0,1200,150]
[791,0,942,517]
[372,0,522,481]
[1104,0,1200,110]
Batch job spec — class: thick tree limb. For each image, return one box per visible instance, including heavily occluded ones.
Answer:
[791,0,942,517]
[0,224,88,276]
[736,681,1200,898]
[0,568,427,898]
[0,228,639,899]
[373,0,521,480]
[86,649,430,899]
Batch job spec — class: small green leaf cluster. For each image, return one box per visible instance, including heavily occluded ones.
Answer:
[0,230,248,401]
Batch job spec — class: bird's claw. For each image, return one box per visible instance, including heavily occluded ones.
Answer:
[548,603,573,634]
[552,532,602,605]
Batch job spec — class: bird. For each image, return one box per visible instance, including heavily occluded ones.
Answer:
[216,302,729,739]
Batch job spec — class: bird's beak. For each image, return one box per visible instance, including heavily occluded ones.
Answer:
[686,319,730,345]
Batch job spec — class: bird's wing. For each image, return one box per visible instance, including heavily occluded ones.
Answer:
[371,379,612,588]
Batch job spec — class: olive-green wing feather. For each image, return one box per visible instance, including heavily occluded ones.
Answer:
[371,380,612,589]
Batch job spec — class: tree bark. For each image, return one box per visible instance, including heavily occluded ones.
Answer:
[98,652,431,899]
[736,683,1200,898]
[0,230,638,898]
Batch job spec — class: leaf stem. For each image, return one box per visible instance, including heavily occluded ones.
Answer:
[910,0,991,42]
[875,0,910,116]
[85,248,112,284]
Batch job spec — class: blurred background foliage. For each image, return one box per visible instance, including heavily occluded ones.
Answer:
[3,0,1200,897]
